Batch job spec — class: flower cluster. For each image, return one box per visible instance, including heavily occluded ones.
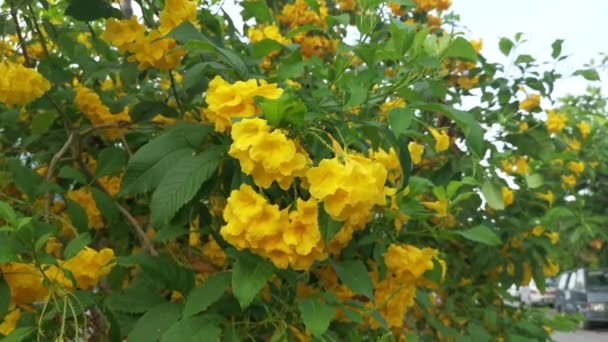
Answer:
[292,33,337,59]
[101,10,186,71]
[73,82,130,140]
[306,152,389,227]
[546,110,567,134]
[520,94,541,112]
[158,0,199,34]
[443,39,482,90]
[0,247,114,308]
[372,244,441,329]
[248,24,291,69]
[229,118,309,190]
[429,128,450,152]
[221,185,326,270]
[67,187,104,229]
[414,0,452,12]
[0,61,51,107]
[204,76,283,132]
[278,0,328,28]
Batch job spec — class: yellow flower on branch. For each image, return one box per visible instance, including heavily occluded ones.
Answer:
[408,142,425,165]
[0,61,51,107]
[577,121,590,139]
[429,128,449,152]
[546,110,567,134]
[501,187,514,207]
[519,94,540,112]
[535,191,554,207]
[567,161,585,175]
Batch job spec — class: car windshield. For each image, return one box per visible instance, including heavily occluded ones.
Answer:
[586,270,608,290]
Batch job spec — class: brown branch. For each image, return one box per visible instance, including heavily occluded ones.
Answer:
[10,6,31,67]
[78,122,131,137]
[44,132,75,222]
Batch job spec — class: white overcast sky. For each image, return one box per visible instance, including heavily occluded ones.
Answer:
[452,0,607,99]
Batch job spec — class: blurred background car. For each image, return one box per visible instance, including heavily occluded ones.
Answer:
[555,268,608,329]
[519,277,557,306]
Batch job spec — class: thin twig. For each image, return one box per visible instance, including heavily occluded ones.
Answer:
[79,122,131,136]
[115,202,158,256]
[120,136,133,156]
[10,6,31,66]
[168,70,185,117]
[27,4,50,57]
[44,132,75,222]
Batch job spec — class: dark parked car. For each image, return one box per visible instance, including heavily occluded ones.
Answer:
[554,268,608,328]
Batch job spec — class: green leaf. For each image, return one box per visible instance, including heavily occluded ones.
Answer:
[251,39,285,58]
[232,252,274,309]
[167,21,207,43]
[91,188,119,225]
[34,233,53,252]
[318,208,342,244]
[388,108,413,137]
[416,104,484,157]
[121,123,213,195]
[65,0,121,21]
[0,201,17,226]
[150,146,223,227]
[138,254,195,295]
[183,272,231,317]
[63,232,92,259]
[58,165,87,184]
[389,20,416,56]
[481,181,504,210]
[332,260,374,299]
[456,225,502,246]
[551,39,564,59]
[66,198,88,232]
[105,285,165,314]
[161,316,222,342]
[259,94,306,127]
[95,147,127,179]
[2,327,35,342]
[499,37,514,56]
[298,297,335,337]
[525,173,543,189]
[31,112,57,135]
[241,0,273,23]
[574,69,600,81]
[445,37,478,62]
[7,158,42,199]
[217,47,250,78]
[127,302,182,342]
[129,101,180,122]
[0,277,10,319]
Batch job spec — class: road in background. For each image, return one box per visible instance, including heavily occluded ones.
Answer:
[553,326,608,342]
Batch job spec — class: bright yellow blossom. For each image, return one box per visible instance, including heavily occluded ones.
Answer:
[429,128,450,152]
[519,94,540,112]
[204,76,283,132]
[61,247,115,290]
[546,110,567,134]
[0,308,20,336]
[535,191,554,207]
[422,199,448,218]
[577,121,590,139]
[501,187,514,207]
[567,161,585,175]
[561,174,576,189]
[0,61,51,107]
[408,142,425,165]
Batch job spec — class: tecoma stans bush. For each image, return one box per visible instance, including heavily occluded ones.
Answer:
[0,0,604,340]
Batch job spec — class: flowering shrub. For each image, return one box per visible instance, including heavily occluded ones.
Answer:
[0,0,604,340]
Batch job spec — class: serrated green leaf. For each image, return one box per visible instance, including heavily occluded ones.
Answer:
[445,37,478,62]
[7,159,42,199]
[91,188,119,225]
[65,0,121,21]
[481,181,504,210]
[127,302,182,342]
[58,165,87,184]
[139,254,195,295]
[183,272,231,317]
[551,39,564,59]
[2,327,36,342]
[0,278,10,319]
[574,69,600,81]
[456,225,502,246]
[332,260,374,299]
[121,124,213,195]
[499,37,514,56]
[63,232,92,258]
[388,108,413,137]
[318,208,342,244]
[95,147,127,179]
[31,112,57,135]
[251,39,285,58]
[232,252,274,309]
[0,201,17,226]
[150,146,223,227]
[105,285,165,314]
[66,198,88,232]
[161,317,221,342]
[298,297,335,337]
[129,101,180,122]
